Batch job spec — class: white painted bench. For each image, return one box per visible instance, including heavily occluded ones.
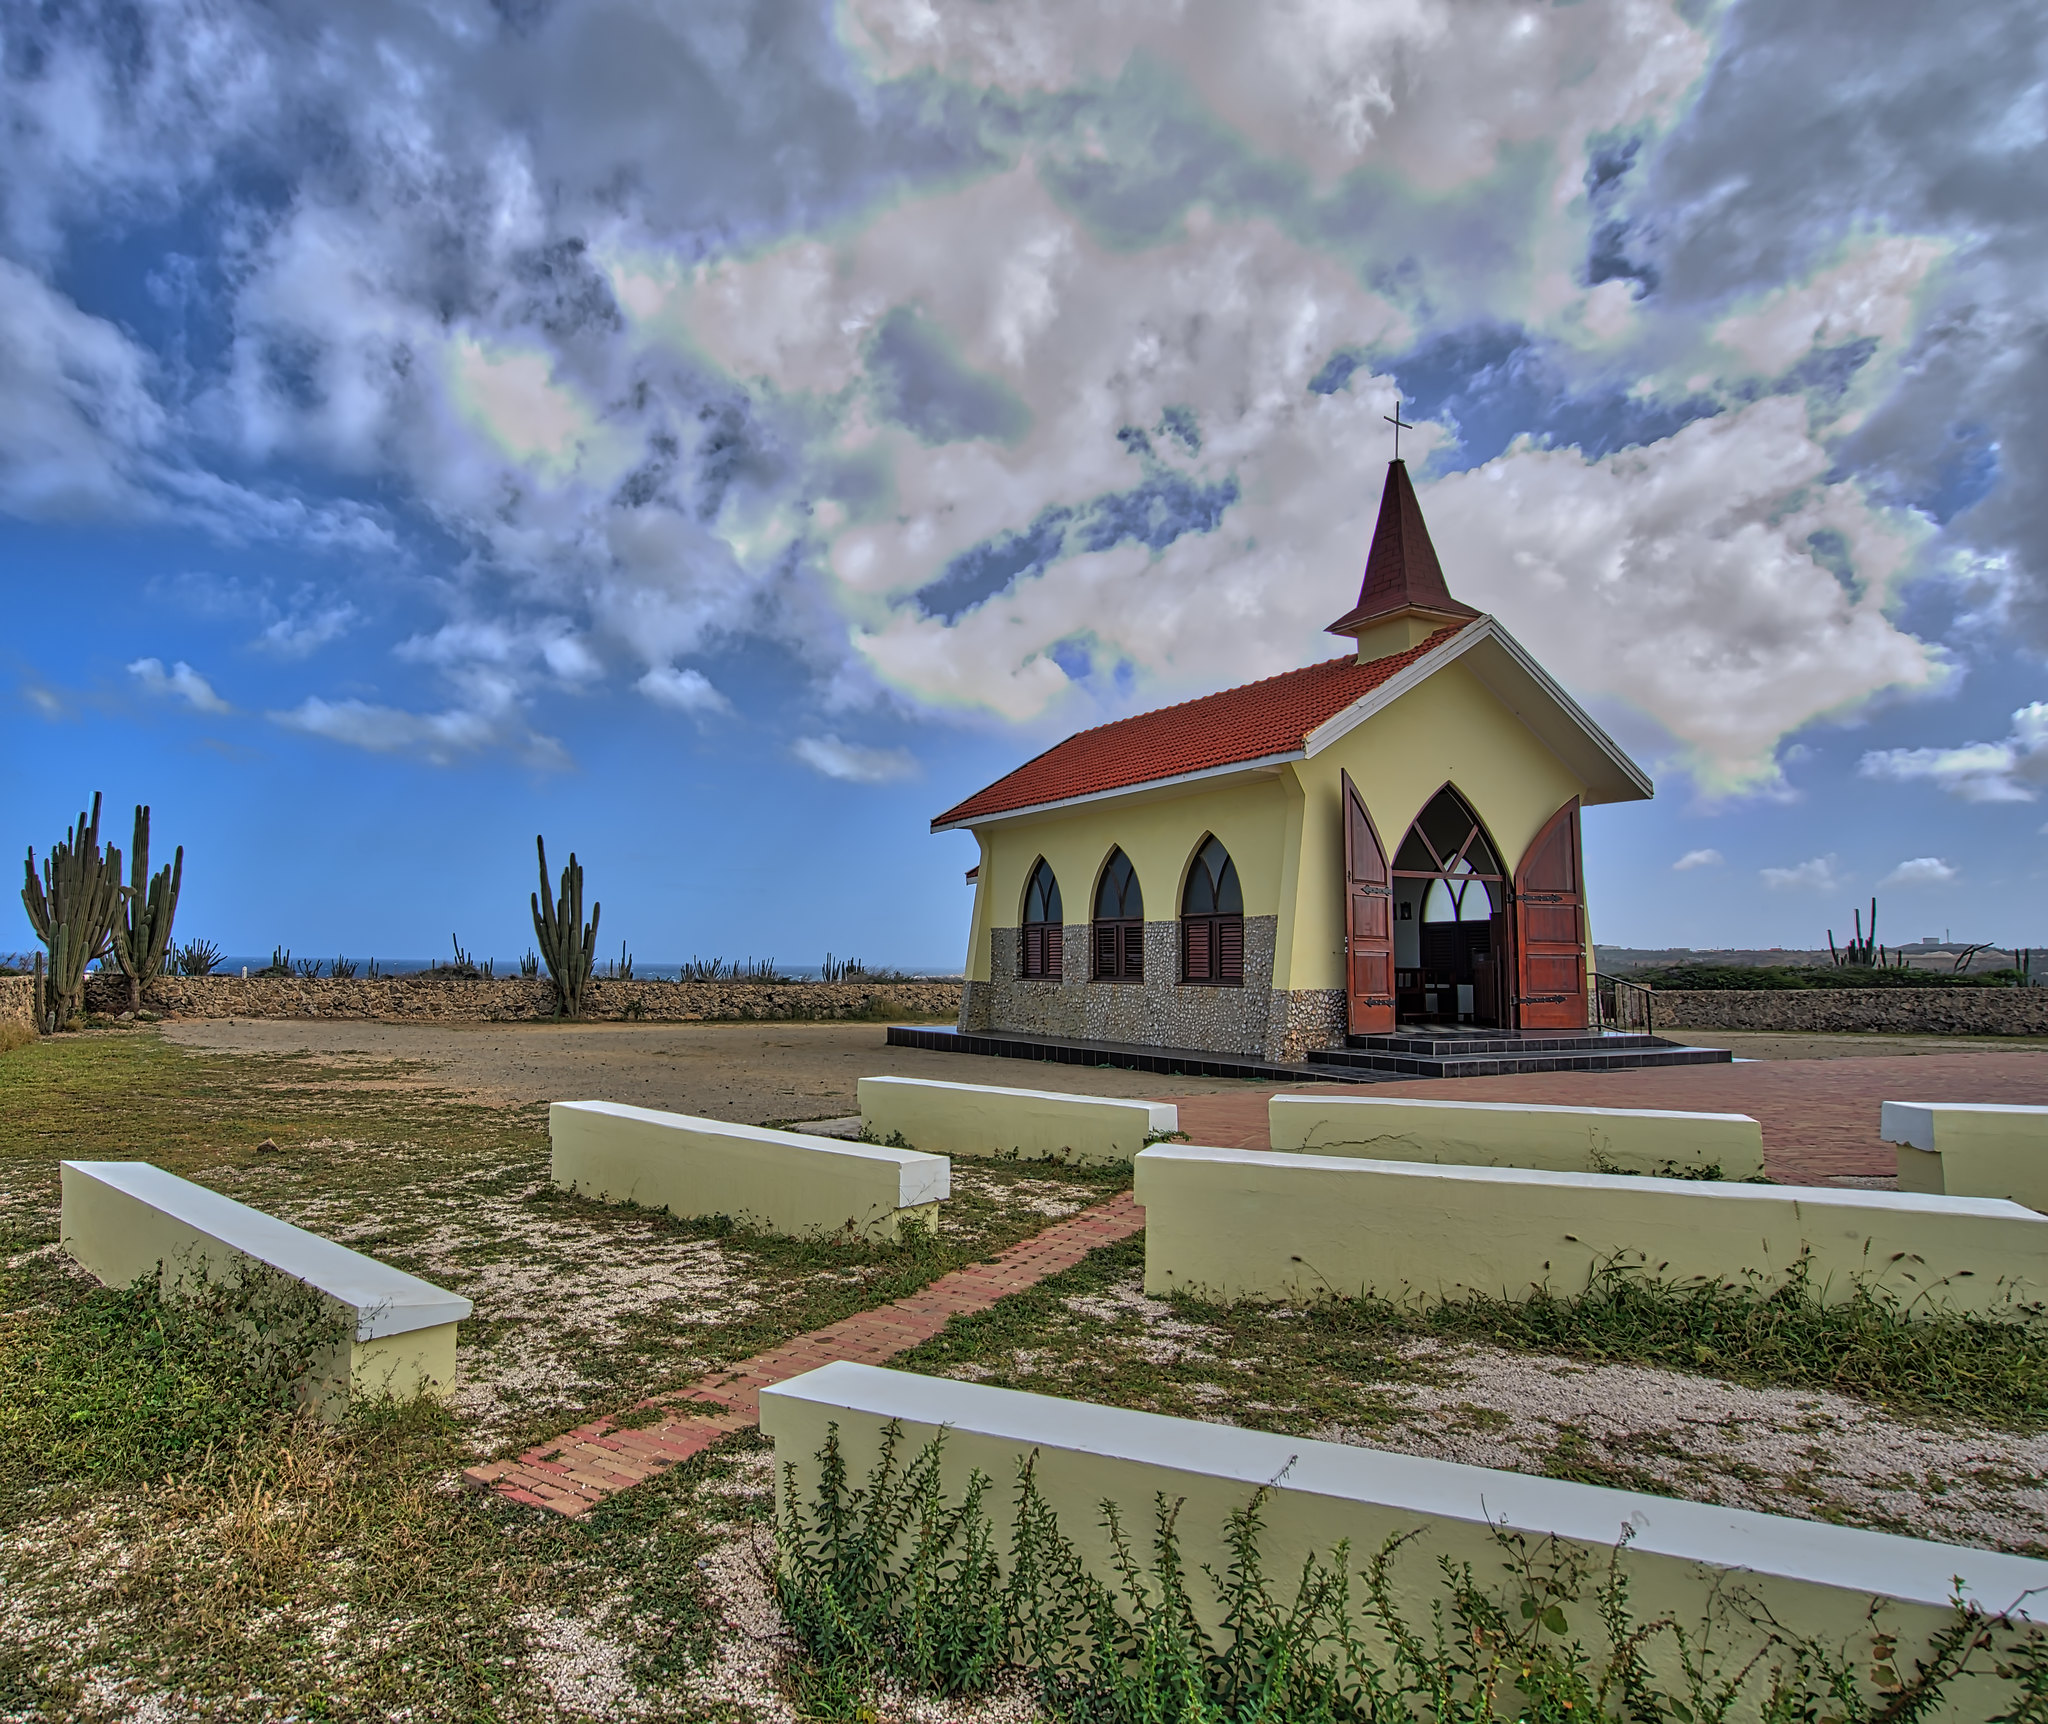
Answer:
[858,1075,1176,1166]
[762,1362,2045,1714]
[550,1100,949,1240]
[1885,1102,2048,1213]
[60,1160,470,1417]
[1134,1143,2048,1317]
[1269,1093,1764,1179]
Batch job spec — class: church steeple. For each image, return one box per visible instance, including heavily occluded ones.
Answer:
[1326,459,1480,662]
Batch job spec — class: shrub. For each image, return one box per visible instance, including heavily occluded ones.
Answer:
[1623,963,2018,991]
[776,1421,2048,1721]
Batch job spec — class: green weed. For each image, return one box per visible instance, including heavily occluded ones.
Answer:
[775,1421,2048,1720]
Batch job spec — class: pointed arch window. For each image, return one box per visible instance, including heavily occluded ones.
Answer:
[1181,835,1244,985]
[1092,849,1144,981]
[1020,858,1063,980]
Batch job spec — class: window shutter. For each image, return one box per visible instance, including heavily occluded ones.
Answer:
[1122,922,1143,980]
[1021,923,1042,978]
[1184,918,1210,982]
[1218,915,1244,984]
[1094,923,1117,980]
[1047,924,1063,981]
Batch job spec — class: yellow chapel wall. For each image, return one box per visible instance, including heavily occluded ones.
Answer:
[1281,659,1594,996]
[962,772,1295,976]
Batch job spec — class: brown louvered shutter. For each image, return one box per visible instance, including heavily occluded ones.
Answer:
[1095,923,1118,980]
[1217,915,1244,984]
[1046,924,1063,980]
[1021,923,1042,978]
[1183,918,1211,982]
[1122,923,1143,980]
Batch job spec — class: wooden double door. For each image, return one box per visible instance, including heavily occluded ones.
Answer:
[1342,774,1587,1036]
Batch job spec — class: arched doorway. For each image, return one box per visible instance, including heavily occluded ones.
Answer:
[1392,787,1507,1026]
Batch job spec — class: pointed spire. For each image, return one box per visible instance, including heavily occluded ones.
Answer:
[1326,460,1480,647]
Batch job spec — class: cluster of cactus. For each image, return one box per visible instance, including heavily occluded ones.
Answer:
[175,938,223,977]
[109,805,183,1015]
[1826,898,1901,969]
[820,952,868,983]
[531,836,599,1018]
[21,795,126,1031]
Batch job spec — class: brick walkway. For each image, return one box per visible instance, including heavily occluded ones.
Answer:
[1169,1049,2048,1184]
[465,1191,1143,1517]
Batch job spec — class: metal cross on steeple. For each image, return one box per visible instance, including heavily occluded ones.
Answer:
[1384,399,1414,461]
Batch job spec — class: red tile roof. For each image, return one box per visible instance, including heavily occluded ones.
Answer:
[933,625,1467,829]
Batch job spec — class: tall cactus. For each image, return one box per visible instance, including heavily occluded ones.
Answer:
[531,835,600,1019]
[22,793,124,1031]
[110,804,183,1015]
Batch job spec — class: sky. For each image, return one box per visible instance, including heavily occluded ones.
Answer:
[4,0,2046,967]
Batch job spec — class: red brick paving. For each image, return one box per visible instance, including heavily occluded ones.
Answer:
[1167,1051,2048,1184]
[465,1191,1143,1516]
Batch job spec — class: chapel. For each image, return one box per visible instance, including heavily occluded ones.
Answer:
[930,457,1653,1066]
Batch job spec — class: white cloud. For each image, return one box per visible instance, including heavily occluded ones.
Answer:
[792,734,919,784]
[127,656,228,714]
[0,258,163,517]
[1859,703,2048,803]
[1425,398,1943,793]
[270,696,567,770]
[1711,234,1947,382]
[257,602,357,658]
[1760,855,1843,891]
[1881,856,1957,888]
[843,0,1708,195]
[1672,848,1723,871]
[636,665,730,716]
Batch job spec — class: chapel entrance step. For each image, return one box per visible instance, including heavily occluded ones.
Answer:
[885,1025,1393,1085]
[1309,1030,1733,1080]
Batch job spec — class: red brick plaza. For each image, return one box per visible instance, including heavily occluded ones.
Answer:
[1169,1049,2048,1185]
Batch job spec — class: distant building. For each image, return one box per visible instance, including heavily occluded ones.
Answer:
[932,459,1653,1062]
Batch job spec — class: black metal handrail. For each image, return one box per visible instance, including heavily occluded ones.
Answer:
[1591,972,1654,1034]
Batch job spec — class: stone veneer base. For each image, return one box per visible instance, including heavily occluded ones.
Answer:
[970,918,1349,1064]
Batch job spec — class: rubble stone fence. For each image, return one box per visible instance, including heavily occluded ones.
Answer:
[70,971,963,1025]
[1649,987,2048,1036]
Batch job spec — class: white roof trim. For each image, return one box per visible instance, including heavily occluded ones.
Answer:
[935,616,1650,833]
[932,750,1301,833]
[1303,617,1653,801]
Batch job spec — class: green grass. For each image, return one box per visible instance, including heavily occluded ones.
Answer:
[0,1026,1128,1717]
[899,1236,2048,1436]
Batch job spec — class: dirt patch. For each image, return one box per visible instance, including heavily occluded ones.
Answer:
[161,1018,1261,1118]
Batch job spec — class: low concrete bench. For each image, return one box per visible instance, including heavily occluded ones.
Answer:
[762,1362,2045,1714]
[550,1100,949,1240]
[1269,1093,1764,1179]
[858,1075,1176,1166]
[1885,1102,2048,1213]
[60,1160,470,1417]
[1134,1143,2048,1317]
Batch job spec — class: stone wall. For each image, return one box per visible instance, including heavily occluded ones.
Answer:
[0,975,32,1030]
[1651,987,2048,1037]
[74,971,963,1025]
[971,919,1348,1062]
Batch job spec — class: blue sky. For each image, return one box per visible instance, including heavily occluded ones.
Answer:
[5,0,2046,966]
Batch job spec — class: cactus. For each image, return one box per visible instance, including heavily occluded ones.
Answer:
[21,793,124,1030]
[531,836,600,1018]
[109,804,183,1014]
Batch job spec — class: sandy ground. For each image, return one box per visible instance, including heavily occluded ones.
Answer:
[160,1017,1260,1120]
[937,1266,2048,1555]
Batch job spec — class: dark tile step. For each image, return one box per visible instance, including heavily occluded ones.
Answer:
[1305,1044,1734,1079]
[1347,1032,1674,1055]
[885,1025,1393,1086]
